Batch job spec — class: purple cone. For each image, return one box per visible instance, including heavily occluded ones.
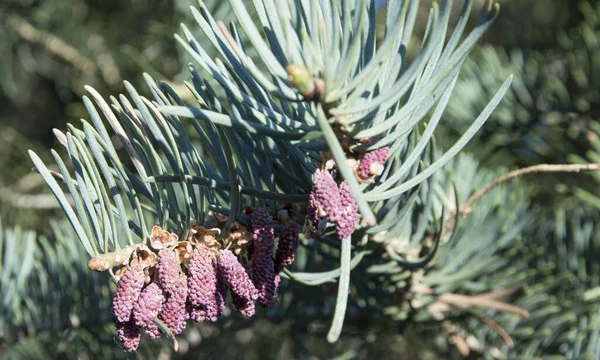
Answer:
[218,249,258,317]
[158,272,188,335]
[304,192,327,238]
[306,192,320,228]
[133,282,165,328]
[156,249,180,294]
[251,208,277,307]
[187,247,221,322]
[112,263,145,323]
[310,169,342,222]
[358,147,389,180]
[275,222,300,272]
[145,322,162,339]
[215,272,227,316]
[116,320,141,352]
[335,181,358,239]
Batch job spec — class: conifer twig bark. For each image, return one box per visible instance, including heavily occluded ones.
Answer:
[461,163,600,215]
[476,314,514,348]
[4,13,96,74]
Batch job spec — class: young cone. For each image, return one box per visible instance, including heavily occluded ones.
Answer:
[310,169,342,222]
[275,222,300,272]
[187,247,221,322]
[133,282,165,328]
[156,248,180,294]
[144,322,161,339]
[218,249,258,316]
[335,181,358,239]
[112,262,145,323]
[251,208,278,307]
[158,272,188,335]
[116,320,141,352]
[357,147,389,181]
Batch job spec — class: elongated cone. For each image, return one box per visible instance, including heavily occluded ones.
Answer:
[251,208,277,307]
[304,191,328,238]
[158,272,188,335]
[310,169,342,222]
[187,247,221,322]
[357,147,389,180]
[218,249,258,316]
[112,262,145,323]
[156,249,179,294]
[116,320,141,352]
[215,272,227,316]
[133,282,165,328]
[275,222,300,272]
[145,322,162,339]
[335,181,358,239]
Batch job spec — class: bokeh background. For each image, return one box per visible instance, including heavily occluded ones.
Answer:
[2,0,600,359]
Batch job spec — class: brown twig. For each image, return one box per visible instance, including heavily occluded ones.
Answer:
[471,286,524,301]
[484,0,494,12]
[477,314,515,348]
[461,163,600,215]
[443,321,470,356]
[5,13,96,74]
[32,166,65,182]
[436,293,529,318]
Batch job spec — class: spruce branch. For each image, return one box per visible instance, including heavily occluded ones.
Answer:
[26,0,516,350]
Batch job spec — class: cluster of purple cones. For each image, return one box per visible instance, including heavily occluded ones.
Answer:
[111,215,300,352]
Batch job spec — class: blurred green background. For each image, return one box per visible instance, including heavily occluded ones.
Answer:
[2,0,600,359]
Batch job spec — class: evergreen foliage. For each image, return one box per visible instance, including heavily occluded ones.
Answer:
[1,0,599,358]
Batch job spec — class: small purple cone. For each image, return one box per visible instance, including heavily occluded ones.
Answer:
[116,320,141,352]
[304,192,321,238]
[156,248,180,294]
[251,208,277,307]
[218,249,258,317]
[187,247,221,322]
[232,294,256,317]
[311,169,342,222]
[306,192,320,227]
[133,282,165,328]
[112,262,145,323]
[275,222,300,272]
[357,147,389,180]
[215,272,227,317]
[335,181,358,239]
[144,321,162,339]
[158,272,188,335]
